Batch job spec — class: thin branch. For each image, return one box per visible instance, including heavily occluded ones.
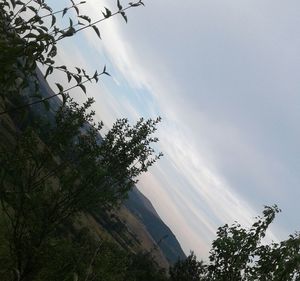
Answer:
[0,71,105,116]
[55,2,139,42]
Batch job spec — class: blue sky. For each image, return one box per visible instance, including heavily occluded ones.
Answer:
[51,0,300,258]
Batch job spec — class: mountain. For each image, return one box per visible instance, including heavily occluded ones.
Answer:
[125,186,186,264]
[34,68,186,266]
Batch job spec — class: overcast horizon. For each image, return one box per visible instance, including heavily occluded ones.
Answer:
[51,0,300,258]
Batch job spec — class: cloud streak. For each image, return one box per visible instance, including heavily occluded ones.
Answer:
[52,0,300,258]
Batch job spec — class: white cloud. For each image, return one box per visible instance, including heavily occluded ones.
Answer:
[51,0,300,258]
[79,0,296,256]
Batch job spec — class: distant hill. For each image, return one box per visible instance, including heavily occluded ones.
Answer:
[125,186,186,264]
[35,68,186,265]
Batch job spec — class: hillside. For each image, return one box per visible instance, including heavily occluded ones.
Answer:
[125,187,186,264]
[35,69,186,266]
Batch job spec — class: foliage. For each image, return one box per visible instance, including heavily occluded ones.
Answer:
[169,205,300,281]
[0,93,162,280]
[0,1,167,280]
[3,1,299,281]
[0,219,167,281]
[0,0,145,114]
[169,252,206,281]
[124,251,168,281]
[99,116,163,198]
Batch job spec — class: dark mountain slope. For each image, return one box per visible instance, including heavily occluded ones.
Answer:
[125,186,186,264]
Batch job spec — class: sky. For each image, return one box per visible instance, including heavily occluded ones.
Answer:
[51,0,300,258]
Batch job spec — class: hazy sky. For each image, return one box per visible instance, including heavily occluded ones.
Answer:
[52,0,300,258]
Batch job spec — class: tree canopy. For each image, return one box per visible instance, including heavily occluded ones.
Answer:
[0,1,165,280]
[1,1,299,281]
[170,205,300,281]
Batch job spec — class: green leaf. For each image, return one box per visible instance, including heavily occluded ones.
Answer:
[45,66,53,78]
[55,83,64,92]
[82,69,89,79]
[78,15,91,23]
[117,0,122,10]
[24,33,38,39]
[129,2,144,7]
[42,3,52,12]
[78,83,86,94]
[2,1,10,7]
[73,5,79,15]
[66,72,72,82]
[92,25,101,39]
[74,75,82,84]
[11,0,16,9]
[14,17,23,26]
[62,27,76,37]
[28,6,37,13]
[93,71,99,82]
[62,7,68,17]
[58,65,67,70]
[61,93,67,105]
[120,11,127,23]
[102,65,110,76]
[49,45,57,57]
[38,25,48,32]
[102,7,112,18]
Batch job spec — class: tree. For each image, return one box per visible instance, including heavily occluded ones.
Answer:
[0,1,165,280]
[124,251,168,281]
[169,252,206,281]
[0,93,162,280]
[0,0,145,115]
[169,205,300,281]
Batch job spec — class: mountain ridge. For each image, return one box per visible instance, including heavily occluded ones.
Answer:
[125,186,186,263]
